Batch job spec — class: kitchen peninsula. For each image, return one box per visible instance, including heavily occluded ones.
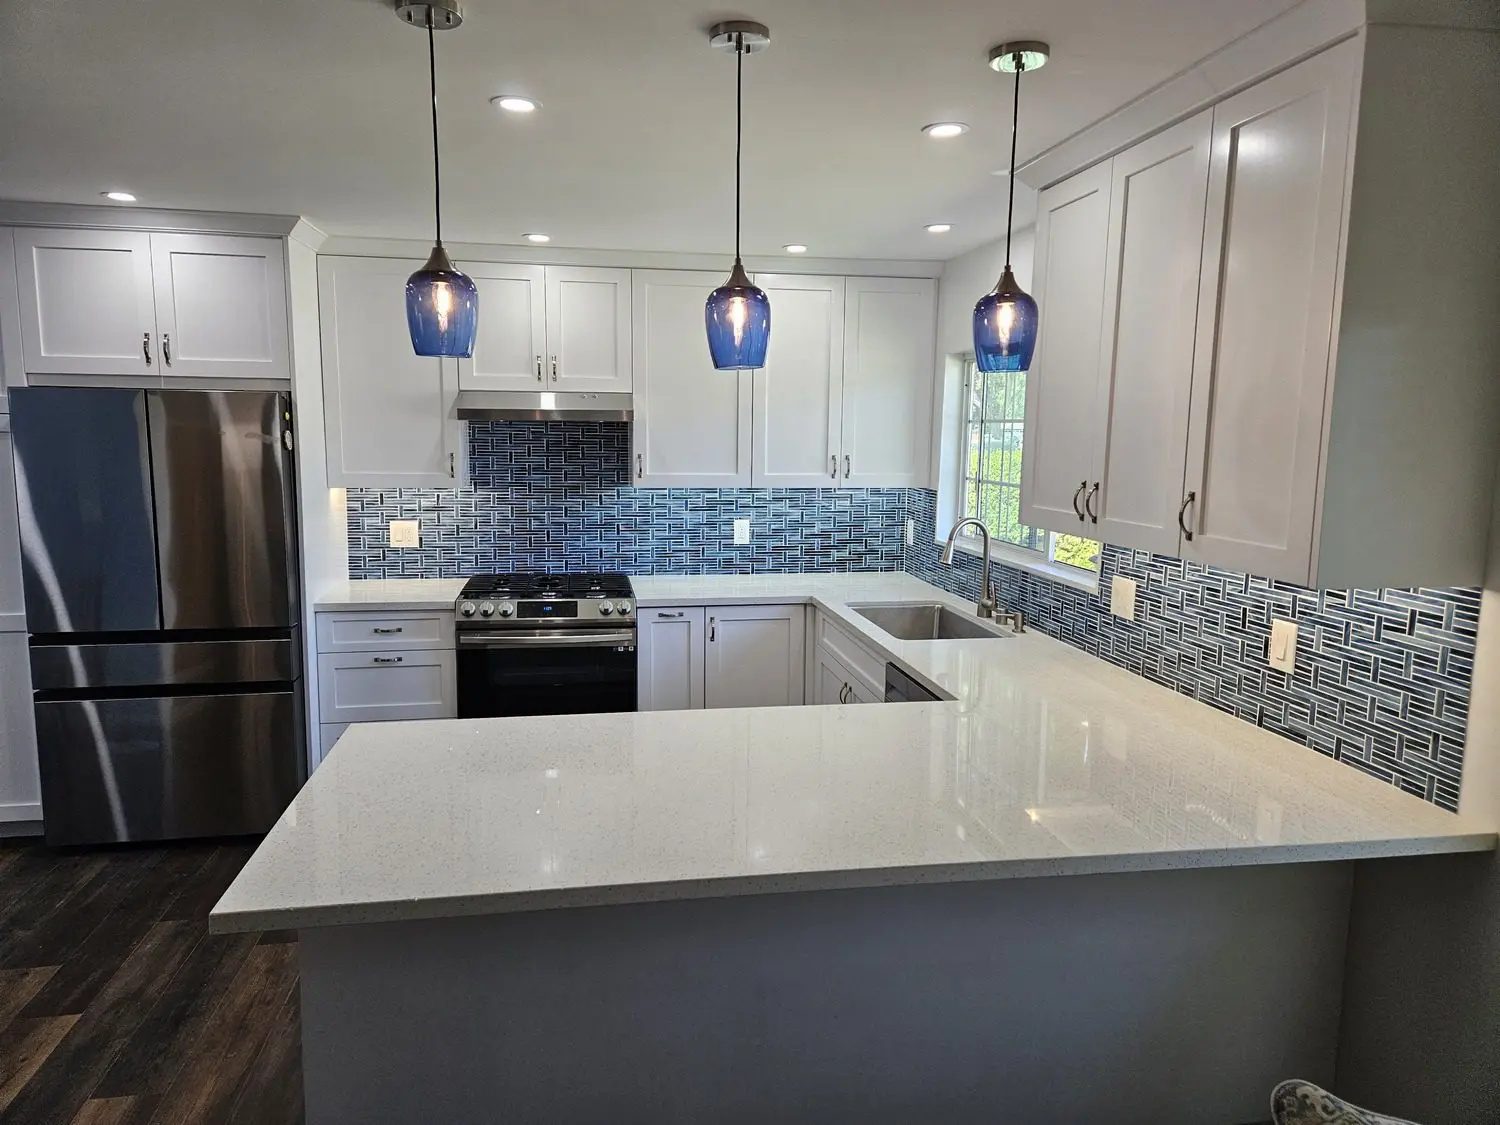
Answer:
[213,573,1494,1125]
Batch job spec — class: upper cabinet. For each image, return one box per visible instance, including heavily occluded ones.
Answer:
[840,277,936,488]
[318,255,464,488]
[458,264,630,394]
[13,229,288,380]
[752,274,845,487]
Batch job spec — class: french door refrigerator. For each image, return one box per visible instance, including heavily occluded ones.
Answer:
[9,388,305,845]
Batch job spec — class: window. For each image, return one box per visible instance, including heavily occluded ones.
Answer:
[958,357,1099,574]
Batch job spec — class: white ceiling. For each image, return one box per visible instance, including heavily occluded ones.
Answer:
[0,0,1304,260]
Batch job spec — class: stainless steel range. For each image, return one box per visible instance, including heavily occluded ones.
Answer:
[454,574,637,718]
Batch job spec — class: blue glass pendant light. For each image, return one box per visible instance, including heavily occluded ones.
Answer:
[399,2,477,358]
[705,22,772,370]
[974,41,1049,374]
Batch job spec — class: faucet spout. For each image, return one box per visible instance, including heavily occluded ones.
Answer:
[942,518,996,619]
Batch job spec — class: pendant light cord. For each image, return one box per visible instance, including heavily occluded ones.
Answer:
[427,11,443,248]
[1004,54,1024,269]
[734,33,744,263]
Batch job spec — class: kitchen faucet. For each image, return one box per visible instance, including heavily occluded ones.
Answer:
[941,518,1025,633]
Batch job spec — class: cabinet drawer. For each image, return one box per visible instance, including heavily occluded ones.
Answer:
[817,613,887,694]
[316,650,456,724]
[316,611,453,653]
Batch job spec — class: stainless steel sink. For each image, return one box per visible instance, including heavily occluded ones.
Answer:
[849,602,1013,641]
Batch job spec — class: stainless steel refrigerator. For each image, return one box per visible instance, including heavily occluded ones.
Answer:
[9,387,305,846]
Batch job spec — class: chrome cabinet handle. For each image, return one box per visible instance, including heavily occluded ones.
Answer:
[656,611,685,619]
[1071,481,1087,521]
[162,333,172,366]
[372,627,403,635]
[843,454,851,479]
[708,616,716,642]
[550,355,558,381]
[142,332,152,366]
[449,451,456,479]
[535,355,543,382]
[637,452,643,479]
[840,683,853,704]
[1178,491,1197,542]
[831,455,838,480]
[1085,482,1099,524]
[372,656,404,664]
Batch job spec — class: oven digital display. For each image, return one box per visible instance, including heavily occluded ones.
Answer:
[518,601,578,619]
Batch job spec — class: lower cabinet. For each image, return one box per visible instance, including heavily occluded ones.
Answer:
[638,604,805,711]
[816,648,879,706]
[0,630,41,825]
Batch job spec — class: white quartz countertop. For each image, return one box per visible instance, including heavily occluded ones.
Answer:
[314,578,467,612]
[215,572,1495,932]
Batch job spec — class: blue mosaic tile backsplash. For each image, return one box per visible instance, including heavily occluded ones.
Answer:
[904,489,1479,811]
[346,421,906,576]
[345,424,1480,811]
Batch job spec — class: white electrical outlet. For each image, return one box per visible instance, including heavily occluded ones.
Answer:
[733,518,751,545]
[1269,619,1298,673]
[389,520,420,548]
[906,519,915,546]
[1110,575,1137,621]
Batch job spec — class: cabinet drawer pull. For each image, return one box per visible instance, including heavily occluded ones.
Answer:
[535,355,543,382]
[142,332,152,366]
[372,627,403,635]
[372,656,404,664]
[831,455,838,480]
[656,611,685,619]
[1085,482,1099,524]
[162,333,172,367]
[1071,480,1087,521]
[1178,491,1197,542]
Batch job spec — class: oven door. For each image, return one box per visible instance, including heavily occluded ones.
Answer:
[456,629,638,719]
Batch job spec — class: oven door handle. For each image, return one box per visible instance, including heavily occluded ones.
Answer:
[457,630,638,649]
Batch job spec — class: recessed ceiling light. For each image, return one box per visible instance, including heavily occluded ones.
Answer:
[783,244,808,254]
[925,224,953,234]
[523,233,551,243]
[922,122,969,139]
[101,191,136,202]
[492,95,539,113]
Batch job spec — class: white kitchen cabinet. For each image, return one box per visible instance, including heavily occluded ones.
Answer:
[1179,45,1356,581]
[632,270,752,487]
[637,606,706,712]
[316,611,454,653]
[545,266,632,393]
[840,277,936,487]
[704,605,806,710]
[752,274,845,487]
[1088,112,1213,554]
[316,648,457,725]
[0,630,41,825]
[1019,163,1112,534]
[13,228,157,377]
[148,234,289,380]
[455,263,547,391]
[0,424,24,630]
[13,228,288,380]
[816,648,877,706]
[318,256,465,488]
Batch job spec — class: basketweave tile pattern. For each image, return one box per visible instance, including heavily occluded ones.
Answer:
[904,489,1479,812]
[346,421,906,578]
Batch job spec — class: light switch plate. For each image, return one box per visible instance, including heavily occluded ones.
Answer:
[1269,619,1298,673]
[906,519,915,546]
[389,519,420,548]
[1110,576,1137,621]
[733,518,751,545]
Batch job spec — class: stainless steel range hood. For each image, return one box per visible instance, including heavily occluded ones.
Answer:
[455,390,633,422]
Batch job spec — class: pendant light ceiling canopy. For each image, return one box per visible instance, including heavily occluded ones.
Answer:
[398,0,478,359]
[704,20,771,372]
[973,40,1049,375]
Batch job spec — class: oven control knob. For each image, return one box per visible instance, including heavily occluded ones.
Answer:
[599,601,614,616]
[498,602,515,617]
[618,601,633,616]
[479,601,496,617]
[459,601,477,617]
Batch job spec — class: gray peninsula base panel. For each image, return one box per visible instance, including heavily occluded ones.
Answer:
[300,862,1350,1125]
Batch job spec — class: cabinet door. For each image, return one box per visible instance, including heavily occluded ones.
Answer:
[1089,113,1213,554]
[752,274,845,487]
[13,228,157,377]
[316,649,457,724]
[632,270,752,487]
[1018,162,1112,534]
[638,606,705,711]
[458,264,547,391]
[705,605,806,709]
[149,234,290,380]
[817,648,874,705]
[840,277,936,487]
[0,631,41,824]
[319,257,463,487]
[0,426,22,630]
[545,266,632,392]
[1180,44,1357,582]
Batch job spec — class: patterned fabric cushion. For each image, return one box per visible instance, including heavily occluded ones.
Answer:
[1271,1080,1421,1125]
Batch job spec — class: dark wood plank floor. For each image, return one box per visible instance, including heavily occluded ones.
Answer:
[0,838,301,1125]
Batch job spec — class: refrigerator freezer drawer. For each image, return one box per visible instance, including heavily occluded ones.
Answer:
[30,636,299,692]
[35,689,305,845]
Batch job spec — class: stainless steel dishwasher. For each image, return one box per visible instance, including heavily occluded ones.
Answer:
[885,663,942,703]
